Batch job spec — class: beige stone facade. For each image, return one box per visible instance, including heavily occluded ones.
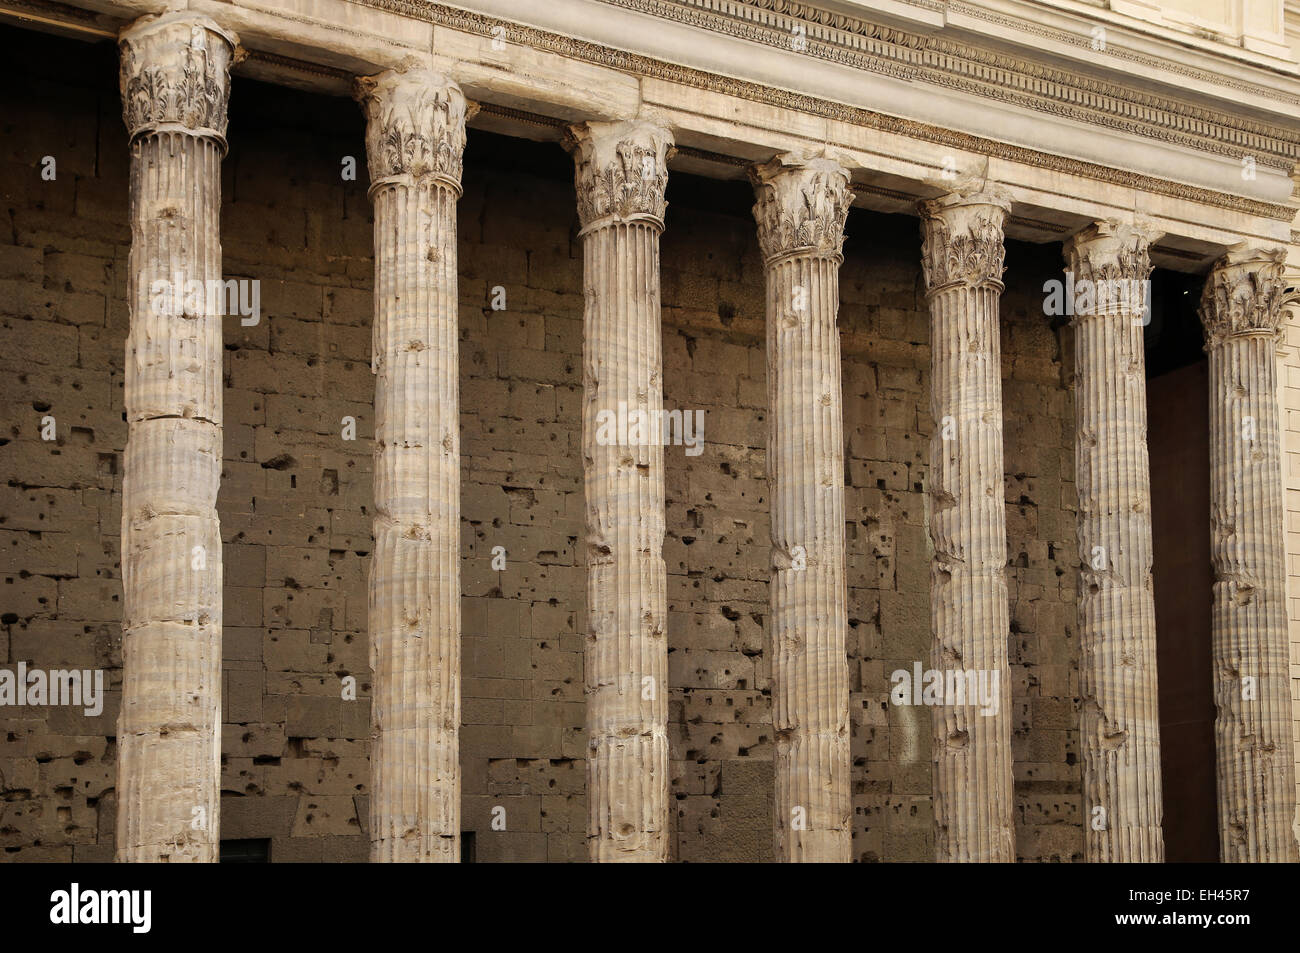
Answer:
[1,0,1299,863]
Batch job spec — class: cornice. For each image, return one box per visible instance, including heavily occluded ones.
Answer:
[364,0,1296,222]
[946,0,1300,91]
[591,0,1300,170]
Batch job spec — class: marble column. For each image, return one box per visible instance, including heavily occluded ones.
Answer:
[1064,221,1164,862]
[750,154,853,863]
[567,119,673,862]
[116,11,237,863]
[356,68,471,862]
[1200,244,1300,862]
[919,187,1016,862]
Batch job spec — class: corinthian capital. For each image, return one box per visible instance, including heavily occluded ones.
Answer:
[1063,220,1161,319]
[1064,221,1161,282]
[750,153,853,264]
[919,187,1011,294]
[566,120,673,232]
[355,69,473,192]
[119,12,239,146]
[1199,244,1289,344]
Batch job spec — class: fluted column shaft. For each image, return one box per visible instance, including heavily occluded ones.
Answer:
[357,69,470,862]
[568,120,673,862]
[1200,245,1300,863]
[116,12,236,863]
[1065,222,1165,862]
[751,155,853,862]
[920,189,1016,862]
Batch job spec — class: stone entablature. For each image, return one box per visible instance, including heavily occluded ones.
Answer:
[6,0,1297,258]
[576,0,1300,168]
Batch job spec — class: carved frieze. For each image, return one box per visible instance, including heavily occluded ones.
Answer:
[359,0,1294,221]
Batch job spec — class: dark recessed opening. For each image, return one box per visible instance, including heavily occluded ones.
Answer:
[220,838,271,863]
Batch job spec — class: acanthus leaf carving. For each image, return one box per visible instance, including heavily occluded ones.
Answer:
[1200,245,1289,344]
[1063,220,1161,319]
[567,120,674,231]
[119,13,239,144]
[750,153,853,262]
[355,69,472,189]
[919,188,1011,293]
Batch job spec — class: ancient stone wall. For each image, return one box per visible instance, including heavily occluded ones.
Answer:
[0,27,1082,862]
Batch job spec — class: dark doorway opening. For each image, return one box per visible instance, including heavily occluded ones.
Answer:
[220,838,272,863]
[1146,267,1218,862]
